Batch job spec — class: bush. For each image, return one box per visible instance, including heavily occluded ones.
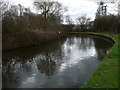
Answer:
[93,15,119,33]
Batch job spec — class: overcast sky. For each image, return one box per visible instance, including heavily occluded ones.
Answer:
[5,0,118,22]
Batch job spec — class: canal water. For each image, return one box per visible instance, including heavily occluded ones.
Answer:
[2,35,113,88]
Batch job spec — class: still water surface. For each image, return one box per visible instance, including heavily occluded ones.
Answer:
[2,35,113,88]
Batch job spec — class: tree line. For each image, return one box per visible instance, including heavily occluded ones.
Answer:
[2,0,67,36]
[64,14,119,33]
[1,0,119,36]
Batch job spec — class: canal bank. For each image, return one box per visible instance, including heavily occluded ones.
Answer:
[68,32,115,44]
[3,30,64,51]
[68,32,119,88]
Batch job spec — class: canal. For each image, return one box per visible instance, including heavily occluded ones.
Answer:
[2,34,113,88]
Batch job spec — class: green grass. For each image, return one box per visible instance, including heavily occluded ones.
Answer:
[68,32,119,88]
[80,32,119,88]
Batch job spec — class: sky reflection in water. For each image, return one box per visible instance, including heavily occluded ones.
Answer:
[2,35,113,88]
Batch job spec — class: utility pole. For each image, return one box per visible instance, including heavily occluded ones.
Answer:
[96,1,107,17]
[96,0,115,17]
[118,1,120,16]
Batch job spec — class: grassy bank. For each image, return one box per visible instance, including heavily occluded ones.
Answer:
[3,30,63,51]
[68,32,119,88]
[79,32,119,88]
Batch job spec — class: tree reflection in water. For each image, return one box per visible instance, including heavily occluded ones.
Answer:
[93,37,113,60]
[2,35,113,88]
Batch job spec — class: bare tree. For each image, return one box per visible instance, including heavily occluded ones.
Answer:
[0,0,9,20]
[2,4,35,33]
[76,15,91,31]
[65,15,74,25]
[34,0,67,23]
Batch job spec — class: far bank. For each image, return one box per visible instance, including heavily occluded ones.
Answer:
[3,30,64,51]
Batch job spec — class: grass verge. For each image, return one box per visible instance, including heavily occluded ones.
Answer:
[68,32,119,88]
[81,32,119,88]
